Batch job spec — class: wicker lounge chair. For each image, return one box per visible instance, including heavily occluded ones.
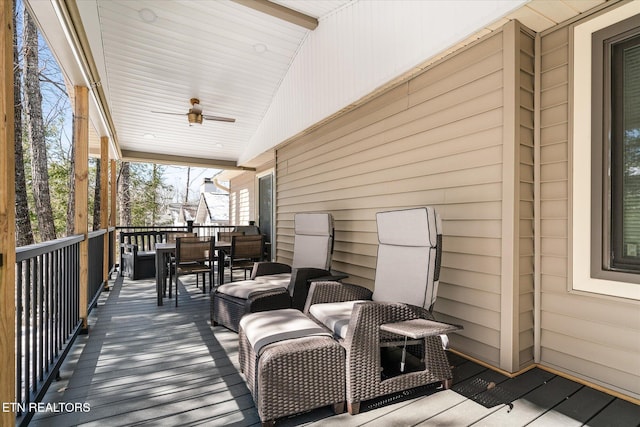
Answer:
[211,212,335,332]
[304,207,461,414]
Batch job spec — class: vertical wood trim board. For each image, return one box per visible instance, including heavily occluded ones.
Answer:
[0,1,17,420]
[74,86,89,330]
[500,20,520,373]
[100,136,109,286]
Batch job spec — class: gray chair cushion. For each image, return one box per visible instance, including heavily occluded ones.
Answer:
[373,245,433,308]
[376,207,439,247]
[216,275,290,299]
[291,213,334,270]
[252,273,292,283]
[373,207,441,309]
[240,309,332,355]
[309,300,359,339]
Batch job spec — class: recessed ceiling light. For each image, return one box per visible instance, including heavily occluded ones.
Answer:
[143,133,155,140]
[253,43,268,54]
[139,8,157,23]
[215,143,223,148]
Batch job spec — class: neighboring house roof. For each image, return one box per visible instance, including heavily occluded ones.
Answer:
[181,205,198,222]
[168,203,198,224]
[196,193,229,224]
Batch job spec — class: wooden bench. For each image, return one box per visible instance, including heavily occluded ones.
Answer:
[120,231,165,280]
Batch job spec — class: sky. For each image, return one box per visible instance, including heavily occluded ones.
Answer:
[163,166,222,203]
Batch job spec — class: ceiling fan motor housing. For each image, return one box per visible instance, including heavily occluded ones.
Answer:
[187,111,203,125]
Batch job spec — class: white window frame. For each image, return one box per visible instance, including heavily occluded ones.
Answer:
[571,1,640,300]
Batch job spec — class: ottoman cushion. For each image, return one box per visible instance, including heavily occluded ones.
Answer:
[240,308,331,355]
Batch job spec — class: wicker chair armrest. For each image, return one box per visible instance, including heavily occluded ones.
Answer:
[245,288,291,313]
[288,268,331,310]
[348,301,435,335]
[303,281,373,314]
[251,262,292,278]
[345,302,434,346]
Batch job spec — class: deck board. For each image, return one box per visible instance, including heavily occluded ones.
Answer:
[527,387,617,427]
[29,274,639,426]
[473,376,582,426]
[588,398,640,427]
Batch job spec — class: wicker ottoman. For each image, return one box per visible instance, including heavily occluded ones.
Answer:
[239,309,345,426]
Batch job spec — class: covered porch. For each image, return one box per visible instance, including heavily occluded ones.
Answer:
[1,0,640,425]
[29,274,640,426]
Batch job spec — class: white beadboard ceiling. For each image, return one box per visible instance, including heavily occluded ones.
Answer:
[26,0,605,169]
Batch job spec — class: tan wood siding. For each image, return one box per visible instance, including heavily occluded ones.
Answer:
[277,31,511,366]
[539,21,640,399]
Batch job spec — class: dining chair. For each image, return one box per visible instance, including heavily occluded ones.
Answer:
[163,231,197,295]
[173,236,216,307]
[229,235,264,281]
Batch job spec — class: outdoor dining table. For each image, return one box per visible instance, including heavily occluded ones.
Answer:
[155,240,231,306]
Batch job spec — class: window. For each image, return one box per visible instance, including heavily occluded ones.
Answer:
[573,4,640,299]
[591,14,640,282]
[611,33,640,272]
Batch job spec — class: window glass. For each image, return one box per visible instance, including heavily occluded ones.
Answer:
[611,34,640,271]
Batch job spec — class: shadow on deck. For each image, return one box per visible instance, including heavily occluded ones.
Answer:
[30,275,640,426]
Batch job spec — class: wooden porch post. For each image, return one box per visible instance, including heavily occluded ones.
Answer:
[110,159,116,266]
[0,0,17,421]
[100,136,109,290]
[74,85,90,332]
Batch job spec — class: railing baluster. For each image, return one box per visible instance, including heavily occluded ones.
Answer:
[24,258,31,409]
[16,262,23,413]
[55,248,60,357]
[45,251,52,369]
[38,253,44,382]
[64,245,69,338]
[31,256,37,395]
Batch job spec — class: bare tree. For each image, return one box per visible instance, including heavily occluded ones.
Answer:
[93,158,101,231]
[13,2,34,246]
[65,139,75,236]
[118,161,131,226]
[23,9,56,241]
[185,166,191,203]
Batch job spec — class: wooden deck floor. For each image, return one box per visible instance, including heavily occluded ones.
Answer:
[30,274,639,426]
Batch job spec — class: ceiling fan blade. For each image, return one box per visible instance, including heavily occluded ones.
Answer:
[202,114,236,123]
[151,111,187,116]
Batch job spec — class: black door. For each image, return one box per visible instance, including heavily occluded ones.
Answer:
[258,174,273,259]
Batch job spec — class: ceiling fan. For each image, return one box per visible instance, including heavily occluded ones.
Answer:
[152,98,235,125]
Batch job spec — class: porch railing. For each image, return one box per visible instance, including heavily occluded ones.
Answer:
[15,229,115,425]
[115,224,236,239]
[88,230,106,309]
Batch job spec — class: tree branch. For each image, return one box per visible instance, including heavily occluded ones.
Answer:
[38,73,67,95]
